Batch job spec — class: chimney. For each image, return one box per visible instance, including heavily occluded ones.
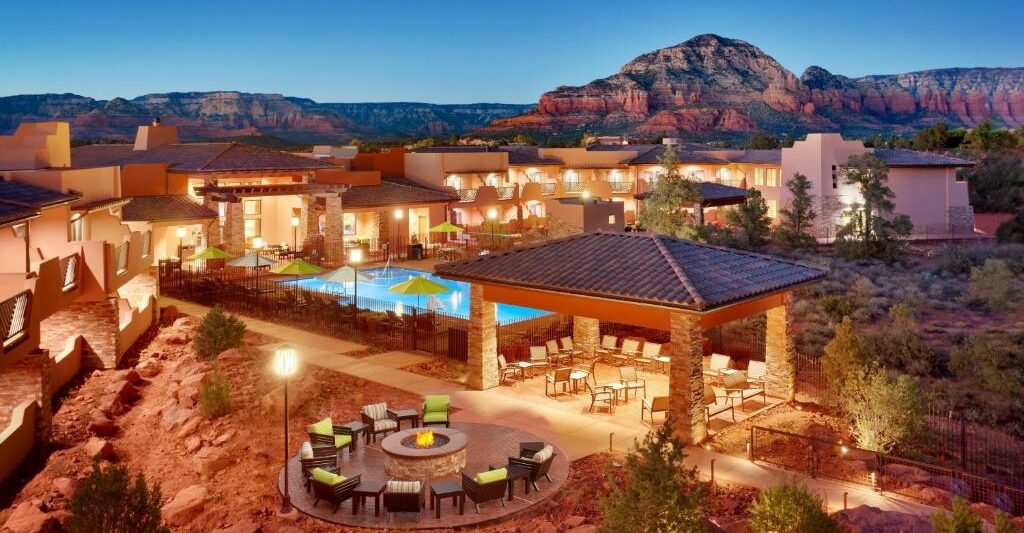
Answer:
[134,118,179,151]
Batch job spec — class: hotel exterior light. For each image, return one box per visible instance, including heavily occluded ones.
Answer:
[176,226,186,261]
[253,237,264,250]
[273,345,298,515]
[582,190,591,200]
[290,216,300,250]
[394,209,404,220]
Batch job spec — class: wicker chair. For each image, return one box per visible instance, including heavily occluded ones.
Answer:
[360,402,399,442]
[383,480,426,518]
[462,471,508,513]
[310,467,361,512]
[508,443,556,491]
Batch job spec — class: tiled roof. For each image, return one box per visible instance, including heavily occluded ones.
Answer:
[72,197,131,213]
[635,182,748,206]
[0,179,81,208]
[71,143,337,173]
[435,232,826,311]
[872,149,974,167]
[628,145,729,165]
[728,150,782,164]
[499,146,562,166]
[341,178,458,209]
[409,146,493,153]
[121,195,219,222]
[0,203,39,227]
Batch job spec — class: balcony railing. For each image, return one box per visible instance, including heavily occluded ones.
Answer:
[541,183,556,195]
[0,290,31,348]
[563,182,585,194]
[609,181,635,194]
[114,242,129,275]
[59,254,79,292]
[456,189,478,203]
[495,186,516,200]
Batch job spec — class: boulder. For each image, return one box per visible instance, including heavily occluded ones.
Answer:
[177,373,207,406]
[260,376,315,416]
[96,393,122,416]
[194,446,234,475]
[536,522,557,533]
[87,410,115,437]
[2,502,60,533]
[213,429,236,446]
[82,438,114,460]
[123,368,142,385]
[104,380,140,405]
[185,436,203,454]
[161,485,209,527]
[161,305,179,324]
[52,478,76,500]
[161,405,194,431]
[217,348,246,363]
[900,484,953,507]
[567,526,597,533]
[564,515,586,528]
[176,416,202,439]
[136,359,162,378]
[833,505,931,532]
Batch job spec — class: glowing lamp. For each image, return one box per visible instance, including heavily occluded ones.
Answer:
[273,346,298,378]
[349,248,363,264]
[394,209,404,220]
[582,190,591,200]
[176,226,186,238]
[486,208,498,220]
[253,237,264,250]
[291,216,300,227]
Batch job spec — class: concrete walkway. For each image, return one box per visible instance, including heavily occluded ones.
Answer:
[161,296,937,517]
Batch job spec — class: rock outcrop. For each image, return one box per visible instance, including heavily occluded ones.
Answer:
[482,34,1024,138]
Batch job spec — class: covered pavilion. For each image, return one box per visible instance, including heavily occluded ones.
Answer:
[434,231,827,444]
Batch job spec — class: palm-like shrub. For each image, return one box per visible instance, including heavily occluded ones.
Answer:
[68,461,168,533]
[748,479,840,533]
[194,305,245,359]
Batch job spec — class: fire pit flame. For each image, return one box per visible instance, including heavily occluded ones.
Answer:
[415,429,434,448]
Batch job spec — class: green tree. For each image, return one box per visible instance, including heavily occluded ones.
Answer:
[68,461,169,533]
[821,317,870,399]
[636,144,701,237]
[963,120,1020,153]
[932,498,984,533]
[748,479,841,533]
[996,212,1024,243]
[748,132,780,149]
[511,133,535,145]
[773,173,818,249]
[599,420,708,533]
[835,153,913,261]
[724,189,773,248]
[845,369,926,452]
[194,306,246,359]
[963,259,1019,311]
[949,333,1022,396]
[913,122,962,151]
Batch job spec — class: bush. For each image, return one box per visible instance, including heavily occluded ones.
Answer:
[948,333,1023,396]
[68,461,169,533]
[599,420,708,533]
[199,369,232,419]
[996,212,1024,244]
[844,369,926,452]
[963,259,1019,311]
[748,478,841,533]
[194,306,246,359]
[864,304,938,375]
[932,498,984,533]
[821,317,870,399]
[820,295,860,323]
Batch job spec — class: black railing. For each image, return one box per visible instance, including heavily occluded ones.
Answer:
[496,315,573,362]
[0,290,31,347]
[59,254,79,291]
[563,182,585,194]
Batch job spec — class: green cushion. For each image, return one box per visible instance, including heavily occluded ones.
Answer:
[423,395,450,414]
[334,434,352,448]
[309,417,333,436]
[311,467,345,486]
[422,412,448,424]
[474,467,507,485]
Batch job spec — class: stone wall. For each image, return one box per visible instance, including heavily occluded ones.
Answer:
[221,202,244,254]
[668,312,707,444]
[466,284,498,390]
[765,299,795,402]
[298,195,320,250]
[40,299,118,370]
[323,196,344,263]
[949,205,975,232]
[572,316,599,357]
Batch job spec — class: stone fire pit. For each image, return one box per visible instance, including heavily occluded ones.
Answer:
[381,427,468,479]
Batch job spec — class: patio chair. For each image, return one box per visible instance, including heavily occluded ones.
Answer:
[528,345,550,376]
[618,365,647,400]
[307,417,354,458]
[310,467,361,512]
[635,341,661,371]
[703,353,733,378]
[498,354,525,385]
[300,441,338,492]
[383,480,426,519]
[722,371,766,411]
[746,360,767,386]
[612,338,641,366]
[559,336,585,360]
[462,468,508,513]
[545,367,572,397]
[546,339,572,366]
[594,335,618,360]
[421,395,450,428]
[641,396,670,424]
[508,444,556,491]
[584,362,617,413]
[360,402,399,442]
[704,384,736,423]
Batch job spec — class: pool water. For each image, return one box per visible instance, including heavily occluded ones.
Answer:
[279,267,550,323]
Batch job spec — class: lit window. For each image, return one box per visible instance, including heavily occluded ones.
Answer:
[343,213,357,236]
[528,171,543,182]
[70,217,84,241]
[244,219,261,238]
[754,168,765,187]
[766,168,780,187]
[719,168,732,182]
[445,175,461,189]
[243,199,261,215]
[608,214,617,224]
[563,170,580,183]
[686,169,706,181]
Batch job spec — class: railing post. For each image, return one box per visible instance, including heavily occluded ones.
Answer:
[748,426,754,461]
[960,417,967,472]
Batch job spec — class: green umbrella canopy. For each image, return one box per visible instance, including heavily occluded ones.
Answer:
[387,276,449,296]
[228,252,277,268]
[429,221,464,233]
[188,246,234,260]
[270,259,325,276]
[318,265,370,284]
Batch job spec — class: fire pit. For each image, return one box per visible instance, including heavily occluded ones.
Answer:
[382,427,468,479]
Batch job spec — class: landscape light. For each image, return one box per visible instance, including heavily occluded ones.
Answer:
[273,345,298,377]
[582,190,591,199]
[487,208,498,220]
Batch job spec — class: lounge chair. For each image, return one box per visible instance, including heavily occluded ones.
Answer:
[747,360,767,386]
[528,345,550,376]
[704,384,736,423]
[545,367,572,397]
[704,353,733,378]
[612,338,640,366]
[310,467,361,512]
[307,417,354,458]
[383,480,426,519]
[508,443,556,491]
[421,395,450,428]
[300,442,338,492]
[635,341,661,371]
[722,371,766,411]
[594,335,618,360]
[641,396,669,424]
[546,339,572,366]
[462,468,508,513]
[360,402,399,442]
[618,365,647,400]
[498,354,525,385]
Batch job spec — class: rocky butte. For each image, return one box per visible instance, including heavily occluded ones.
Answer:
[480,34,1024,138]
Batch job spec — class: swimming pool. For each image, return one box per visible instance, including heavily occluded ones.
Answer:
[279,267,550,323]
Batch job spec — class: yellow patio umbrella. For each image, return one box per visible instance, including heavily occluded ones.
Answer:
[187,246,234,260]
[429,221,464,233]
[271,259,325,293]
[387,275,449,309]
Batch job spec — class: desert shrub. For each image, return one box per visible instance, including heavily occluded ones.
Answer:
[938,245,975,276]
[821,317,870,398]
[599,420,708,533]
[996,212,1024,244]
[68,461,168,533]
[820,295,860,323]
[199,369,232,418]
[963,259,1019,311]
[864,304,938,375]
[194,305,246,359]
[844,369,926,452]
[995,511,1024,533]
[932,498,984,533]
[747,478,841,533]
[948,333,1024,396]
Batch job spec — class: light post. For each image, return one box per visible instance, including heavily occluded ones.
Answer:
[253,237,264,290]
[290,216,299,252]
[487,208,498,250]
[273,346,298,515]
[349,248,362,314]
[176,226,186,262]
[393,208,404,260]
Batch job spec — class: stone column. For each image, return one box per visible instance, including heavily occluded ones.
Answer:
[324,196,344,263]
[765,296,795,402]
[375,211,390,247]
[572,316,599,357]
[220,202,245,255]
[669,311,707,445]
[298,195,320,249]
[466,284,498,390]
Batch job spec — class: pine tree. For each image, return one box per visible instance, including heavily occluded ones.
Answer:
[724,189,772,248]
[68,461,169,533]
[773,173,817,249]
[835,153,913,261]
[636,144,702,238]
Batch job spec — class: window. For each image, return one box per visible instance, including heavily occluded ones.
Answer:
[955,171,965,183]
[445,175,461,189]
[608,170,623,183]
[754,167,766,187]
[343,213,357,236]
[70,217,83,241]
[766,168,780,187]
[484,173,500,187]
[832,165,839,189]
[685,169,706,181]
[719,168,732,181]
[563,170,579,183]
[608,214,617,225]
[243,199,261,216]
[244,218,261,238]
[766,199,778,219]
[642,170,658,183]
[528,171,543,182]
[527,202,543,217]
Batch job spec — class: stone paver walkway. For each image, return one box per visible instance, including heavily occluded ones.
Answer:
[161,296,938,517]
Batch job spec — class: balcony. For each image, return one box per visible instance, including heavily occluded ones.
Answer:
[454,185,519,205]
[541,183,556,195]
[609,180,635,194]
[0,290,30,354]
[456,189,478,202]
[563,182,586,194]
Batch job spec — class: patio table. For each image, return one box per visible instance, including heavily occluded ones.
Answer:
[504,463,532,500]
[429,480,465,518]
[352,479,386,516]
[338,420,369,449]
[388,408,419,430]
[569,369,589,394]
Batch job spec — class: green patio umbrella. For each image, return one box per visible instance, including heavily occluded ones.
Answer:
[387,275,449,309]
[271,259,325,294]
[429,221,464,233]
[187,246,234,260]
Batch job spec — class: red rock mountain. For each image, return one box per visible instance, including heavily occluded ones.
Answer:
[481,34,1024,138]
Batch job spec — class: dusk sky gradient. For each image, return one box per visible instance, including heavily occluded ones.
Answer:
[2,0,1022,104]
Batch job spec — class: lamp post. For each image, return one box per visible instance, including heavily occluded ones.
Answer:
[487,208,498,250]
[273,346,298,515]
[394,208,404,260]
[176,226,186,262]
[253,237,264,291]
[291,216,299,253]
[349,248,362,314]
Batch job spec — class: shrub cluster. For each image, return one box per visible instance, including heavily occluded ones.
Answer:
[194,305,246,359]
[68,461,168,533]
[199,368,232,419]
[748,479,841,533]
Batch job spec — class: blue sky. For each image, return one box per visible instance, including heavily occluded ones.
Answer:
[2,0,1021,104]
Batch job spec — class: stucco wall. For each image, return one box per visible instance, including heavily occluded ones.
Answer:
[0,400,38,484]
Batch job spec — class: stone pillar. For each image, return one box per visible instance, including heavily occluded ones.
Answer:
[466,284,498,390]
[221,202,244,255]
[668,312,707,445]
[765,296,795,402]
[324,196,344,263]
[298,195,320,249]
[39,299,120,370]
[375,211,390,247]
[572,316,599,357]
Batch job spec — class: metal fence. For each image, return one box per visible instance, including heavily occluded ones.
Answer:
[0,290,31,345]
[496,314,574,362]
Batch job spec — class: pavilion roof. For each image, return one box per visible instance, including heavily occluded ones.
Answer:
[435,231,826,311]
